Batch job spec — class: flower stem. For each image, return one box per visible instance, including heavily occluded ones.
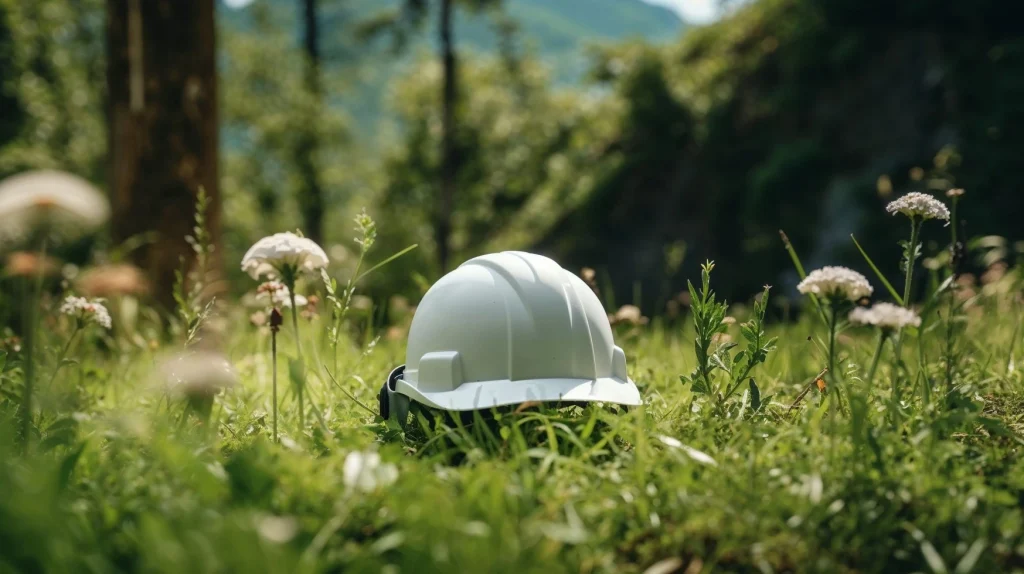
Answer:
[289,287,304,431]
[272,327,278,443]
[828,305,838,383]
[44,325,81,393]
[902,218,921,307]
[19,238,47,453]
[827,304,839,417]
[866,331,886,390]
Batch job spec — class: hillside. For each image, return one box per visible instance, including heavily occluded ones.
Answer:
[218,0,685,136]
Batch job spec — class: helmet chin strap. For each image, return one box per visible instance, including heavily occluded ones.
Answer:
[380,365,411,428]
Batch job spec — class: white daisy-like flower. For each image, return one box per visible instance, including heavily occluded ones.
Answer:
[255,281,308,308]
[159,351,237,398]
[59,296,112,329]
[342,450,399,493]
[849,302,921,329]
[241,232,328,280]
[885,192,950,222]
[0,170,110,243]
[797,266,874,301]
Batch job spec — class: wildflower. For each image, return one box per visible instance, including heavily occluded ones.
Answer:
[0,170,110,243]
[300,294,319,321]
[353,208,377,251]
[885,192,950,222]
[797,267,873,301]
[59,296,112,329]
[250,310,268,327]
[342,450,398,492]
[1,335,21,353]
[609,304,648,326]
[4,251,59,278]
[241,232,328,280]
[351,294,373,311]
[946,188,965,198]
[160,350,237,399]
[255,515,298,544]
[711,332,732,345]
[848,302,921,330]
[76,264,149,298]
[255,281,307,308]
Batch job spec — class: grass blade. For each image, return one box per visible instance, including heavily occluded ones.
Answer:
[850,234,904,305]
[355,244,419,283]
[780,230,828,325]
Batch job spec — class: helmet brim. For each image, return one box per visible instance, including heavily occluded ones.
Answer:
[394,375,642,412]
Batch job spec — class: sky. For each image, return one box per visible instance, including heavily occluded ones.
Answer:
[222,0,722,24]
[641,0,719,23]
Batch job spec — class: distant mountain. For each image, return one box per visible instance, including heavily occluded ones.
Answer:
[219,0,685,137]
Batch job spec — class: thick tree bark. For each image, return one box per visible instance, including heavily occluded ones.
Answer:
[107,0,219,308]
[297,0,325,245]
[437,0,457,273]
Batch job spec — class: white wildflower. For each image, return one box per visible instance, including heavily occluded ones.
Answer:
[797,266,873,301]
[885,192,950,222]
[59,296,112,329]
[342,451,398,493]
[241,232,328,280]
[0,170,110,243]
[848,302,921,330]
[255,281,308,308]
[159,351,237,398]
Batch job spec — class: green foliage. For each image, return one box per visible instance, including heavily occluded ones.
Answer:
[173,189,217,347]
[219,0,352,273]
[371,54,600,287]
[681,262,776,412]
[0,0,105,179]
[3,257,1024,571]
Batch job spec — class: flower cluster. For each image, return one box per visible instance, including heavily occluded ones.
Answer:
[76,264,150,297]
[255,281,307,308]
[797,266,873,301]
[241,232,328,280]
[885,192,950,222]
[160,351,237,398]
[849,302,921,330]
[0,170,110,244]
[59,296,112,329]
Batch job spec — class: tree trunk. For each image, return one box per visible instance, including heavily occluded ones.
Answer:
[437,0,457,273]
[297,0,325,245]
[107,0,219,308]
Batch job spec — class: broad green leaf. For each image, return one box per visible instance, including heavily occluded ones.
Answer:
[58,442,87,491]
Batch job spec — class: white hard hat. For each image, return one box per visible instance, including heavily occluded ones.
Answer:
[380,251,641,424]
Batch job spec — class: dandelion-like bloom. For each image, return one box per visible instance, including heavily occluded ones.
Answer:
[159,351,237,399]
[797,266,874,301]
[76,264,150,298]
[59,296,112,329]
[0,170,110,243]
[255,281,308,308]
[241,232,328,280]
[342,451,399,493]
[609,304,648,326]
[4,251,59,278]
[849,302,921,330]
[885,192,950,222]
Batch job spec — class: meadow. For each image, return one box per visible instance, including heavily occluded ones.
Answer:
[2,191,1024,574]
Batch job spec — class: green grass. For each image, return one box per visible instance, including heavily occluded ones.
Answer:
[2,265,1023,573]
